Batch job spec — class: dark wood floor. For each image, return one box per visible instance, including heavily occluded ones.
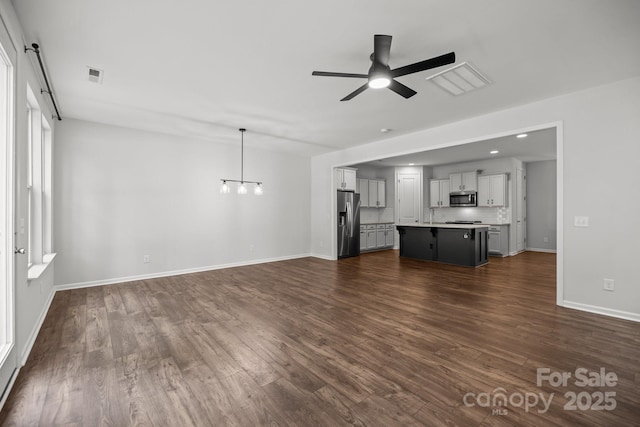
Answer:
[1,251,639,426]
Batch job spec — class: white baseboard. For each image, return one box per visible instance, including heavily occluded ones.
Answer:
[55,253,314,291]
[526,247,557,253]
[562,300,640,323]
[0,366,19,411]
[20,288,56,366]
[309,253,335,261]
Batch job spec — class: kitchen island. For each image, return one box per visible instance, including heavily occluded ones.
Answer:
[396,223,489,267]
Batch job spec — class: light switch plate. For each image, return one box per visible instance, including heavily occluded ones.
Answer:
[574,216,589,227]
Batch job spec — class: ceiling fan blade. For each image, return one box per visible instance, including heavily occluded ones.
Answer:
[390,52,455,78]
[388,79,417,99]
[373,34,392,66]
[340,83,369,101]
[312,71,368,78]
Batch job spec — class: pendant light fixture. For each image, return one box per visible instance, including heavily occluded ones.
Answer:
[220,128,263,195]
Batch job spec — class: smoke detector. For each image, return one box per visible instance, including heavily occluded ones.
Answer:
[87,66,104,84]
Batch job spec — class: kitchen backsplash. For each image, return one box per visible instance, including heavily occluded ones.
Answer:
[428,206,511,224]
[361,207,395,224]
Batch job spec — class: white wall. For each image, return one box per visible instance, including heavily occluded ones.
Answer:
[311,76,640,318]
[527,160,557,251]
[54,119,311,286]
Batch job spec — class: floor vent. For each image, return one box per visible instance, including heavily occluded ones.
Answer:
[426,62,490,95]
[87,67,104,84]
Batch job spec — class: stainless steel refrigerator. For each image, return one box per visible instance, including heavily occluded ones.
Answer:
[337,190,360,258]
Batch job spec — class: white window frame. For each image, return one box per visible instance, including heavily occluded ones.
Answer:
[26,85,54,280]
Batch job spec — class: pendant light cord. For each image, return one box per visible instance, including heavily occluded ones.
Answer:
[240,128,245,183]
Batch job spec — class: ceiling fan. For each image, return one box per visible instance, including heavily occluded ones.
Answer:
[312,34,455,101]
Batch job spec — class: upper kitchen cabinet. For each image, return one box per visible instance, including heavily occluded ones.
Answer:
[369,179,386,208]
[430,179,450,208]
[335,168,357,191]
[358,179,369,206]
[450,172,477,192]
[358,178,386,208]
[478,174,506,207]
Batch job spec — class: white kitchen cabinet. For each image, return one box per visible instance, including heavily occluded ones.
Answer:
[429,179,450,208]
[358,178,386,208]
[376,225,386,248]
[359,226,367,251]
[335,168,356,191]
[358,179,370,207]
[478,174,506,207]
[368,179,386,208]
[385,224,395,247]
[488,225,509,256]
[360,223,395,252]
[366,225,377,249]
[449,172,477,192]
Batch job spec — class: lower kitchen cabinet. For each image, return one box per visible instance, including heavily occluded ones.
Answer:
[366,226,377,249]
[385,224,395,247]
[488,225,509,256]
[398,227,437,261]
[360,223,395,252]
[376,225,386,248]
[359,226,367,251]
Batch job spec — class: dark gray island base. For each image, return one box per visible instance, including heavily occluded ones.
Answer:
[396,224,489,267]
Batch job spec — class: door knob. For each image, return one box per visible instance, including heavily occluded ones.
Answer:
[14,247,26,254]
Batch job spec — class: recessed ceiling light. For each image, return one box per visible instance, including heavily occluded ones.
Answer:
[408,163,415,166]
[516,133,528,139]
[380,128,391,133]
[490,150,499,154]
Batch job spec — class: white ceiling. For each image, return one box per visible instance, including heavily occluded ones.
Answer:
[12,0,640,156]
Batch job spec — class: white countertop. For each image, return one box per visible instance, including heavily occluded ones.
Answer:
[395,223,490,229]
[361,221,395,225]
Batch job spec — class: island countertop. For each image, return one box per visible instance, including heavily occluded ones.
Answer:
[395,223,489,230]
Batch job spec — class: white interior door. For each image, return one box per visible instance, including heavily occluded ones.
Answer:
[516,168,526,252]
[397,173,421,224]
[0,16,17,403]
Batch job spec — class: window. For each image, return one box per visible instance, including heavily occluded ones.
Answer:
[26,85,54,279]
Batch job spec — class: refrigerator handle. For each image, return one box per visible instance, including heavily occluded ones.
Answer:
[346,201,352,237]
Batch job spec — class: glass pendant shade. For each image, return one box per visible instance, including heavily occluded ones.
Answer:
[237,183,248,195]
[220,181,230,194]
[254,183,263,195]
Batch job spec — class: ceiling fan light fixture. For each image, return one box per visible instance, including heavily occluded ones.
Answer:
[368,74,391,89]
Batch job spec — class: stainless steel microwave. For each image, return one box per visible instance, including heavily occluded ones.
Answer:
[450,192,477,207]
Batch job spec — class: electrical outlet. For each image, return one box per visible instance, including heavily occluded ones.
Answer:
[543,237,549,243]
[603,278,614,291]
[574,216,589,227]
[143,255,150,263]
[249,244,255,252]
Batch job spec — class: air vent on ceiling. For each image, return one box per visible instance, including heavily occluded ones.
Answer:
[426,62,490,96]
[87,66,104,84]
